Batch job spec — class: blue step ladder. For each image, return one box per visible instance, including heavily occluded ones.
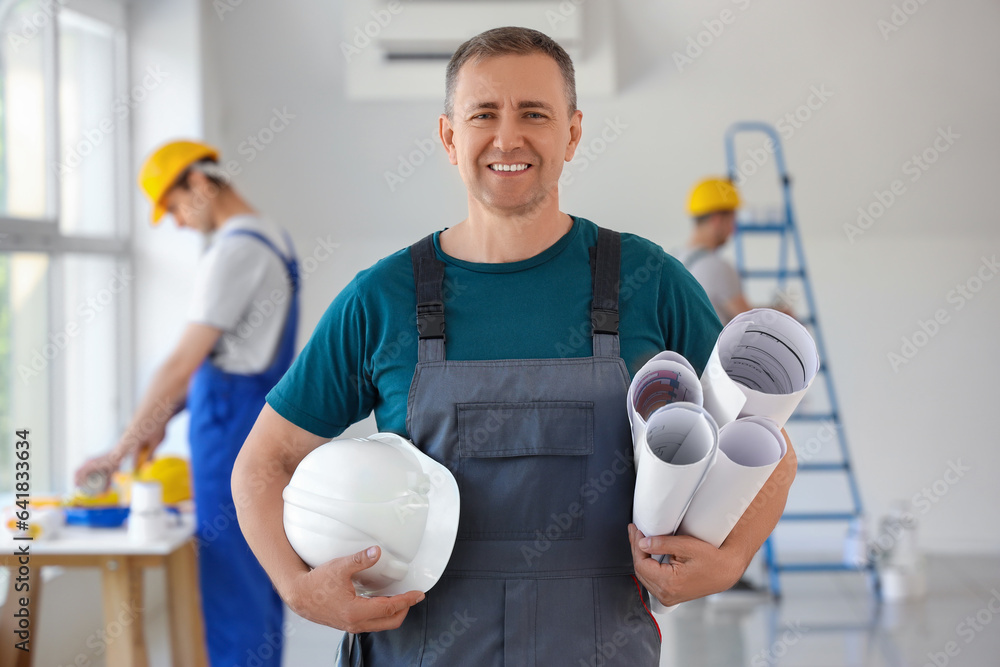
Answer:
[723,121,879,599]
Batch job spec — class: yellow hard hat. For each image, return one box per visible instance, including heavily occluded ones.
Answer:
[137,456,193,504]
[138,140,219,224]
[687,177,741,217]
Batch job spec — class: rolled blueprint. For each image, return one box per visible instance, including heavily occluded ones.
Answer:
[632,403,718,539]
[701,309,819,429]
[677,417,787,548]
[628,351,704,466]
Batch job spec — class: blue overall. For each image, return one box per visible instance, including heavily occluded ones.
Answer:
[187,229,298,667]
[341,228,661,665]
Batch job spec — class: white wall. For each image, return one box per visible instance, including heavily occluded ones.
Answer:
[181,0,1000,558]
[129,0,206,457]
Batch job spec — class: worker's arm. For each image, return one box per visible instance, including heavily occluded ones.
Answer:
[724,295,795,321]
[74,323,221,486]
[629,431,797,605]
[232,404,425,632]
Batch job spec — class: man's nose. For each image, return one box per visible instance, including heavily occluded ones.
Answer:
[493,114,524,153]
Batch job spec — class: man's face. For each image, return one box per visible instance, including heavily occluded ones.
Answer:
[163,171,215,233]
[441,53,582,216]
[714,211,736,244]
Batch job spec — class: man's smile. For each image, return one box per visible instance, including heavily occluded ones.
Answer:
[487,162,533,174]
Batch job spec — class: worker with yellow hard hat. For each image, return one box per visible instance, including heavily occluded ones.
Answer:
[675,177,787,324]
[75,139,298,667]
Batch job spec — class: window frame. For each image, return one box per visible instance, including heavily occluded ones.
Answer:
[1,0,132,491]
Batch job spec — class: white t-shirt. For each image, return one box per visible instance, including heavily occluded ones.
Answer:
[187,214,294,374]
[672,245,741,325]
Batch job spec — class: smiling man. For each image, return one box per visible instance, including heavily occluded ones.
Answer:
[233,27,796,666]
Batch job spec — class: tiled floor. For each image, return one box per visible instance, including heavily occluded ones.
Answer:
[280,555,1000,666]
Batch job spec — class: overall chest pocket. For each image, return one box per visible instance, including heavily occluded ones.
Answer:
[456,401,594,540]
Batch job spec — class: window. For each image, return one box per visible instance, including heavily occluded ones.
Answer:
[1,0,129,493]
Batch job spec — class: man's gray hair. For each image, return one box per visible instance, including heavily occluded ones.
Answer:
[444,26,577,119]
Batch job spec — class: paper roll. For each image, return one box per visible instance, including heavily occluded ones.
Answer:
[701,309,819,428]
[677,417,787,548]
[628,352,704,466]
[632,403,718,539]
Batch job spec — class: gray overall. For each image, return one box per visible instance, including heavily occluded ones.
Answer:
[341,228,661,666]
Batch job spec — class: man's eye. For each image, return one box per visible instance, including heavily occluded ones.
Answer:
[472,113,492,120]
[526,112,545,119]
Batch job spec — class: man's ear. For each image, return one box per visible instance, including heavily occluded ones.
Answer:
[564,109,583,162]
[185,169,209,194]
[187,168,220,199]
[440,114,459,166]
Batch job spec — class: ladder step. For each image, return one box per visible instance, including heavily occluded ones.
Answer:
[735,223,787,233]
[773,562,870,573]
[739,269,806,279]
[798,462,850,472]
[781,512,858,521]
[786,412,836,422]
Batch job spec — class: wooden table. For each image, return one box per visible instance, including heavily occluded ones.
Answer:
[0,514,207,667]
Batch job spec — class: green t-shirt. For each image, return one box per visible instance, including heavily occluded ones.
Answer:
[267,217,722,439]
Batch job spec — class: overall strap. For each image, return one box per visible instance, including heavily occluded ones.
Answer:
[410,228,622,362]
[222,229,300,292]
[409,234,446,362]
[589,227,621,358]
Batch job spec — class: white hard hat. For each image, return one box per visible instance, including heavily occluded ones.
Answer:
[282,433,460,597]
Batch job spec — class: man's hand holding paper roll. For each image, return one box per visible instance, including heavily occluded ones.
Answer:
[627,525,743,606]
